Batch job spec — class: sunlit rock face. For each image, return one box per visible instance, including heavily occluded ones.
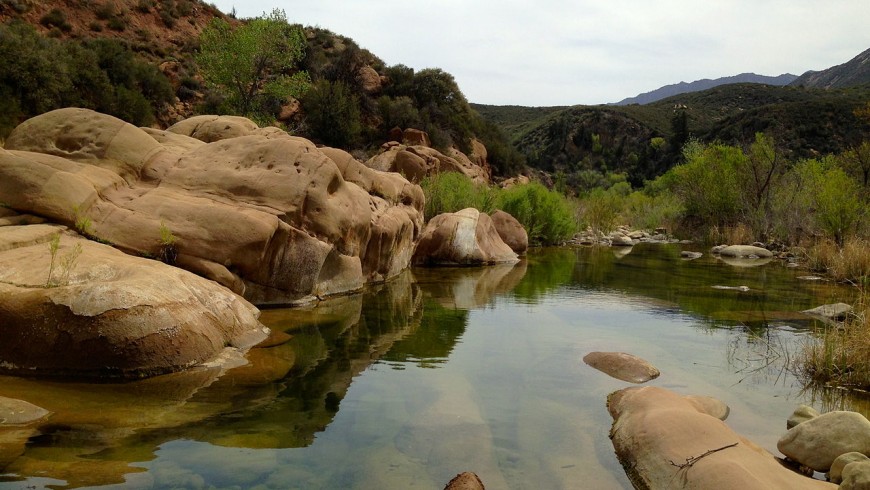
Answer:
[413,208,519,266]
[0,224,267,379]
[607,386,836,490]
[1,109,424,305]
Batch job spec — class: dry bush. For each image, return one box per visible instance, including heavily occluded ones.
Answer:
[799,292,870,390]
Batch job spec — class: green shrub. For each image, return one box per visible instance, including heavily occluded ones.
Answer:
[302,79,362,148]
[420,172,496,219]
[497,182,577,245]
[39,8,72,32]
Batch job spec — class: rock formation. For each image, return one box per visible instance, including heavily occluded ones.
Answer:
[778,410,870,472]
[0,224,268,379]
[366,130,491,184]
[489,210,528,255]
[0,109,424,305]
[583,352,660,384]
[413,209,519,266]
[608,386,835,489]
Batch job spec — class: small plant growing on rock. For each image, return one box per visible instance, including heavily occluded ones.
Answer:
[73,206,94,236]
[45,233,83,287]
[157,221,178,265]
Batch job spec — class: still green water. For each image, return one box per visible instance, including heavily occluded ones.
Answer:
[0,244,865,489]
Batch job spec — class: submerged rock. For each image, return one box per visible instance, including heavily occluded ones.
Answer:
[777,410,870,472]
[607,386,835,489]
[0,396,49,425]
[801,303,852,321]
[0,224,268,379]
[413,208,518,266]
[582,352,660,384]
[681,251,703,260]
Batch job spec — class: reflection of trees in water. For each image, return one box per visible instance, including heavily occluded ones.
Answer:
[510,247,576,302]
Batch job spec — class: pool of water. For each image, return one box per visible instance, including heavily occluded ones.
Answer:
[0,244,865,489]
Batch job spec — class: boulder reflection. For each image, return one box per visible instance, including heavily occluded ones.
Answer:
[0,263,529,488]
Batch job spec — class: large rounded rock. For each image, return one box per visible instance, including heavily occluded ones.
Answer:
[788,404,821,429]
[841,461,870,490]
[830,453,870,484]
[718,245,774,258]
[443,472,485,490]
[777,410,870,471]
[489,210,528,255]
[413,208,518,266]
[583,352,660,384]
[0,224,268,379]
[1,109,424,305]
[608,386,835,489]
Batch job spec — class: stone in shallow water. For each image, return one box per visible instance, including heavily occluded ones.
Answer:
[787,404,820,429]
[681,251,703,259]
[443,472,485,490]
[685,395,730,421]
[777,410,870,472]
[0,396,49,425]
[718,245,774,258]
[830,452,870,484]
[801,303,852,321]
[582,352,660,383]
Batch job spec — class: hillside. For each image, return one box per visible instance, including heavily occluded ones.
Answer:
[791,47,870,89]
[613,72,797,106]
[476,83,870,187]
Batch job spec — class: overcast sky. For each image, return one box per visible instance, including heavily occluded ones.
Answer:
[209,0,870,107]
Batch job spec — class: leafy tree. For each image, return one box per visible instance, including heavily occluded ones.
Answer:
[737,133,788,239]
[196,9,310,117]
[498,182,577,245]
[841,141,870,188]
[301,79,361,148]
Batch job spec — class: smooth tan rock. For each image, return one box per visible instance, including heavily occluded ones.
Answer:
[830,453,870,484]
[608,386,835,489]
[0,224,268,379]
[413,208,518,266]
[778,411,870,472]
[841,461,870,490]
[489,210,528,255]
[0,397,50,425]
[444,472,485,490]
[583,352,660,384]
[788,404,821,429]
[685,395,730,421]
[403,128,431,147]
[718,245,774,258]
[801,303,852,321]
[1,109,423,305]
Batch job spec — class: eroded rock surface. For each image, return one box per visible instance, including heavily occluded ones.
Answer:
[0,224,268,379]
[1,109,424,305]
[489,210,528,255]
[608,386,835,489]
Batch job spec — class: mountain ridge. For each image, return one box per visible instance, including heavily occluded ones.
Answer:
[790,47,870,89]
[613,73,798,106]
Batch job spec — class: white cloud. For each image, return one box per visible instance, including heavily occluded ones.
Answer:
[211,0,870,105]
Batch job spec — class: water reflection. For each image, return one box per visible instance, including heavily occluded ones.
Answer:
[0,244,863,489]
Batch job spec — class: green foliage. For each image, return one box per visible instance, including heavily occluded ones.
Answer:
[301,79,361,148]
[0,21,174,136]
[39,9,71,32]
[45,234,82,288]
[666,140,743,227]
[197,9,311,118]
[420,172,496,219]
[157,221,178,264]
[578,187,622,235]
[812,165,865,245]
[497,182,577,245]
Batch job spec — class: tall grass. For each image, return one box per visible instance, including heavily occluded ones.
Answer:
[798,291,869,390]
[420,172,497,219]
[801,237,870,285]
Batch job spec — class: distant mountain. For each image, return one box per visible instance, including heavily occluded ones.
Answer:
[613,73,798,106]
[790,47,870,89]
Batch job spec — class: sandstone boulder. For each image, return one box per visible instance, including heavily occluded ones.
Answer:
[583,352,660,384]
[358,65,382,94]
[841,460,870,490]
[718,245,774,258]
[1,109,424,305]
[777,410,870,471]
[0,224,268,379]
[0,396,50,425]
[403,128,431,147]
[830,453,870,484]
[685,395,730,421]
[365,143,490,185]
[608,386,835,489]
[413,208,518,266]
[444,472,485,490]
[788,404,821,429]
[610,234,634,247]
[489,210,528,255]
